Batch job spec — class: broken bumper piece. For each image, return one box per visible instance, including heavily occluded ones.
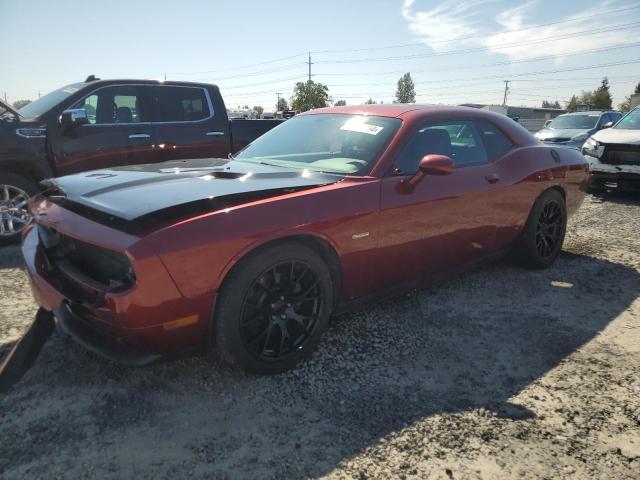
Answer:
[0,308,55,393]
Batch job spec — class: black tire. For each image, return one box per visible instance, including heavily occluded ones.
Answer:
[514,189,567,269]
[0,173,39,246]
[213,241,334,374]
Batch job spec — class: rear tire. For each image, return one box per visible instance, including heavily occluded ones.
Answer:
[514,189,567,269]
[0,173,38,246]
[213,242,333,374]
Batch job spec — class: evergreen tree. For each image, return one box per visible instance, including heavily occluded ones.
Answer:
[394,73,416,103]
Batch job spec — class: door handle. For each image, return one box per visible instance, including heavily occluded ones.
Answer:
[485,173,500,184]
[128,133,151,139]
[206,131,225,136]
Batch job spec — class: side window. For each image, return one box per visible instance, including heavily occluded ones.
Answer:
[72,85,147,124]
[394,121,488,173]
[475,120,514,161]
[599,114,611,127]
[152,86,210,122]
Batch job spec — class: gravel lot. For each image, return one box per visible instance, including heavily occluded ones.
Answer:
[1,192,639,480]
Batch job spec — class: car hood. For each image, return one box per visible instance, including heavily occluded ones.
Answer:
[536,128,591,140]
[41,158,343,229]
[591,128,640,145]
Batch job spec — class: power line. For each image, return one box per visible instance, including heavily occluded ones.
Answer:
[311,4,640,54]
[147,6,640,81]
[315,22,640,64]
[314,42,640,79]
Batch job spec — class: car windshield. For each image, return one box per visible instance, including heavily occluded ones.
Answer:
[548,114,599,130]
[234,114,402,174]
[615,108,640,130]
[18,83,84,118]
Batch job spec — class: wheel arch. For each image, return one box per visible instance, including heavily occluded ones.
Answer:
[0,157,53,186]
[216,232,343,306]
[207,233,343,350]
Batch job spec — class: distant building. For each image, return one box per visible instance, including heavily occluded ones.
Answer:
[631,94,640,110]
[460,104,566,132]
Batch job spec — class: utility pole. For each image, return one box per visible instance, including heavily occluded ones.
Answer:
[38,91,41,98]
[276,92,281,111]
[502,80,510,106]
[3,92,6,103]
[305,52,314,111]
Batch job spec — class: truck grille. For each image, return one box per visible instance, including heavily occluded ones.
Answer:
[601,145,640,166]
[37,224,136,291]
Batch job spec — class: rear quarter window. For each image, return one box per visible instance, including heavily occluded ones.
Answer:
[152,86,210,122]
[475,120,514,161]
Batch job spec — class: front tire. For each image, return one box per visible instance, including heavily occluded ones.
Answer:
[0,173,38,246]
[514,189,567,269]
[213,242,333,374]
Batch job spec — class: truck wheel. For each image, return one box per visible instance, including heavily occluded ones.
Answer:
[213,242,333,374]
[0,173,38,245]
[514,189,567,269]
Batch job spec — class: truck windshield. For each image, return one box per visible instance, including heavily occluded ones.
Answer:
[234,114,402,174]
[548,114,599,130]
[18,83,84,119]
[615,108,640,130]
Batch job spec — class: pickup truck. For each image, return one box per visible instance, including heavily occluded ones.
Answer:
[0,77,283,244]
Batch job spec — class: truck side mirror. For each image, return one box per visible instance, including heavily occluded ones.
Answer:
[60,108,89,127]
[601,121,614,129]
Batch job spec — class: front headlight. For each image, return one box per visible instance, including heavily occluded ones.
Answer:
[570,132,589,142]
[582,137,604,158]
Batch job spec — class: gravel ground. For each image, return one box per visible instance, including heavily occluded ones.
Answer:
[0,192,639,480]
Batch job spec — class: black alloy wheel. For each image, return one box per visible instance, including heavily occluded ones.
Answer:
[213,242,333,374]
[535,200,563,258]
[514,189,567,269]
[239,260,323,362]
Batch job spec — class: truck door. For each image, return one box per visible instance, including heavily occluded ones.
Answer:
[54,85,156,175]
[149,85,230,162]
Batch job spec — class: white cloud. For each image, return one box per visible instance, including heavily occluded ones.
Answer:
[402,0,637,62]
[401,0,495,51]
[485,0,633,62]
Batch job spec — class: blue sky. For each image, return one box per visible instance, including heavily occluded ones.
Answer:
[1,0,639,110]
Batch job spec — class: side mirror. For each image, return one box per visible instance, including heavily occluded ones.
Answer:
[399,154,455,193]
[418,154,455,176]
[60,108,89,127]
[601,121,614,129]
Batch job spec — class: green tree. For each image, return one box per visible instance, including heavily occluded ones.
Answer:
[12,99,31,110]
[252,105,264,118]
[619,82,640,112]
[364,98,377,104]
[276,97,288,111]
[394,72,416,103]
[542,100,561,109]
[567,95,578,112]
[290,81,331,112]
[591,77,612,110]
[334,100,346,106]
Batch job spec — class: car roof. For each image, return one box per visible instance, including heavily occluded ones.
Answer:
[79,79,220,90]
[561,111,617,116]
[301,104,505,119]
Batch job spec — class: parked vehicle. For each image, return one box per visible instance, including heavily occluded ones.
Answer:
[534,110,623,150]
[0,77,283,244]
[8,105,588,382]
[583,106,640,191]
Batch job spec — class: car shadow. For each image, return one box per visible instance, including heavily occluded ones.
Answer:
[0,251,638,478]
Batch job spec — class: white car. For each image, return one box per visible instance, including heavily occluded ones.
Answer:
[582,107,640,191]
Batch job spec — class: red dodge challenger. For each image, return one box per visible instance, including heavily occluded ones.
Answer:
[13,105,589,377]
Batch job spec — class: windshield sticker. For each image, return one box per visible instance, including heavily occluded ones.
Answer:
[340,118,384,135]
[62,87,79,94]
